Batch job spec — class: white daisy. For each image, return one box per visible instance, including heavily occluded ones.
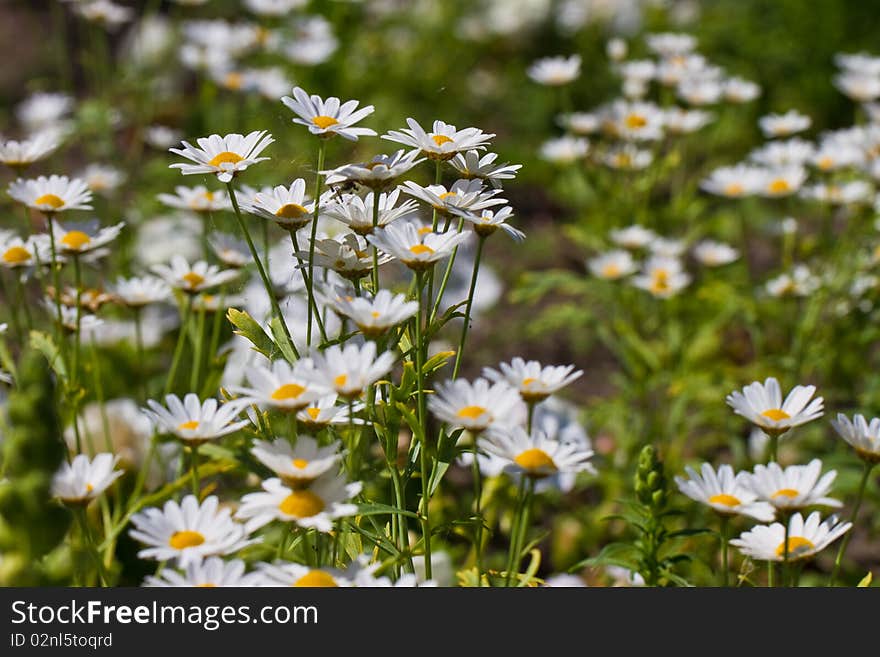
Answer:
[79,163,125,195]
[50,302,103,334]
[610,225,656,249]
[296,394,365,433]
[801,181,873,205]
[142,393,249,444]
[558,112,600,135]
[152,255,239,294]
[145,125,183,150]
[454,205,525,241]
[401,179,506,217]
[428,378,526,433]
[281,87,376,141]
[750,139,814,168]
[157,185,229,213]
[325,288,418,337]
[483,357,583,404]
[725,377,823,435]
[631,256,691,298]
[480,425,596,480]
[235,473,362,533]
[747,459,841,510]
[830,413,880,463]
[322,150,424,191]
[758,167,807,198]
[809,142,864,171]
[253,561,353,587]
[322,190,418,235]
[833,72,880,102]
[305,342,395,398]
[130,494,257,567]
[835,52,880,76]
[16,92,74,131]
[650,237,686,258]
[588,249,637,280]
[209,232,250,268]
[302,233,388,281]
[601,144,653,170]
[382,118,494,161]
[618,60,656,85]
[700,165,764,198]
[229,359,328,411]
[693,240,739,267]
[144,557,260,587]
[730,511,850,562]
[0,133,58,169]
[251,436,342,489]
[759,110,812,138]
[526,55,581,86]
[449,150,522,188]
[169,131,274,183]
[538,136,589,164]
[602,100,666,141]
[51,453,124,505]
[51,220,124,255]
[0,235,44,270]
[675,463,775,521]
[8,174,92,213]
[664,107,713,134]
[368,222,470,272]
[239,179,315,230]
[111,276,170,308]
[724,77,761,103]
[765,265,820,298]
[677,77,724,106]
[646,32,697,57]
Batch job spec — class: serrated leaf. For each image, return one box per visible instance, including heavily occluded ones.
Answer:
[29,330,66,378]
[227,308,275,359]
[269,316,297,363]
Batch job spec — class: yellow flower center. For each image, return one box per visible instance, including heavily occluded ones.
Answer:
[196,583,216,588]
[306,407,321,420]
[178,420,200,431]
[85,483,94,493]
[34,193,65,209]
[409,244,435,255]
[818,156,834,170]
[61,230,91,250]
[333,374,348,388]
[168,530,205,550]
[650,270,670,294]
[370,310,381,319]
[275,203,309,218]
[437,191,457,201]
[614,153,632,167]
[514,448,557,472]
[708,493,741,507]
[457,405,488,420]
[761,408,790,422]
[417,226,433,236]
[312,115,339,129]
[183,271,205,288]
[768,179,790,194]
[293,570,338,587]
[208,151,244,167]
[224,72,244,89]
[292,458,309,469]
[625,113,648,129]
[521,377,537,387]
[278,489,325,518]
[431,134,454,146]
[271,383,306,400]
[775,535,814,558]
[601,263,621,278]
[2,246,31,264]
[771,488,799,499]
[724,183,744,196]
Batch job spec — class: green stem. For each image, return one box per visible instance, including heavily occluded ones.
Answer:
[782,512,790,588]
[165,295,192,396]
[190,303,206,392]
[76,507,108,587]
[46,215,67,366]
[414,271,432,580]
[289,229,327,343]
[451,236,485,380]
[225,181,299,359]
[133,306,146,400]
[471,438,484,580]
[189,444,200,498]
[371,195,381,293]
[505,476,531,586]
[16,272,32,331]
[829,462,874,586]
[719,515,730,587]
[428,217,466,324]
[306,142,327,349]
[72,254,83,391]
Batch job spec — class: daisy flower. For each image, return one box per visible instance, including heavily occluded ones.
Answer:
[367,222,471,272]
[527,55,581,85]
[483,357,583,404]
[693,240,739,267]
[16,92,74,131]
[0,133,58,170]
[759,167,807,198]
[51,453,124,505]
[382,118,494,161]
[724,77,761,103]
[759,110,812,138]
[664,107,713,134]
[610,225,656,249]
[50,302,103,334]
[239,179,315,230]
[281,87,376,141]
[152,255,239,294]
[833,72,880,102]
[157,185,229,213]
[449,150,522,188]
[646,32,697,57]
[558,112,600,135]
[302,233,388,282]
[229,359,328,411]
[80,163,125,195]
[305,342,395,398]
[51,220,124,255]
[235,472,362,533]
[428,378,526,433]
[726,377,823,436]
[480,425,596,480]
[765,265,820,298]
[401,179,506,217]
[674,463,775,521]
[209,233,250,268]
[322,150,424,191]
[111,276,170,308]
[747,459,841,510]
[830,413,880,463]
[606,37,628,61]
[251,436,342,489]
[730,511,850,562]
[325,288,418,337]
[588,249,637,280]
[538,136,588,164]
[0,235,43,270]
[700,165,763,198]
[144,557,260,587]
[677,77,724,106]
[142,393,249,444]
[809,142,864,171]
[601,144,653,170]
[322,190,418,235]
[454,206,525,241]
[169,131,274,183]
[631,256,691,298]
[130,494,257,567]
[602,100,666,141]
[8,175,92,213]
[253,561,353,587]
[801,181,873,205]
[750,139,814,168]
[650,237,686,258]
[296,394,365,434]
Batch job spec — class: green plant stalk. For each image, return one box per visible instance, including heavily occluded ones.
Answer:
[289,229,327,343]
[190,303,207,392]
[225,181,299,359]
[471,438,484,579]
[306,142,327,348]
[782,513,790,588]
[46,215,68,366]
[428,217,465,324]
[829,461,874,585]
[371,197,381,292]
[76,507,108,587]
[505,476,535,586]
[16,271,32,330]
[414,270,432,580]
[72,254,83,393]
[0,272,21,343]
[189,445,200,498]
[165,295,192,396]
[451,235,485,380]
[133,306,146,400]
[719,514,730,587]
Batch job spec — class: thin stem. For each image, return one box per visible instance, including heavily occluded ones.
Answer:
[829,461,874,585]
[190,303,206,392]
[189,444,200,498]
[719,515,730,587]
[414,270,432,580]
[72,254,83,390]
[165,295,192,396]
[46,215,67,364]
[16,272,32,331]
[371,195,381,293]
[306,142,327,348]
[225,181,299,359]
[452,235,485,380]
[133,306,146,400]
[505,476,529,587]
[782,513,790,588]
[289,229,327,343]
[76,507,108,587]
[429,217,466,324]
[471,438,484,580]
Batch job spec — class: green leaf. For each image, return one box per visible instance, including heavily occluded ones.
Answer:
[858,572,873,587]
[356,503,420,520]
[29,330,66,379]
[227,308,276,359]
[269,316,297,363]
